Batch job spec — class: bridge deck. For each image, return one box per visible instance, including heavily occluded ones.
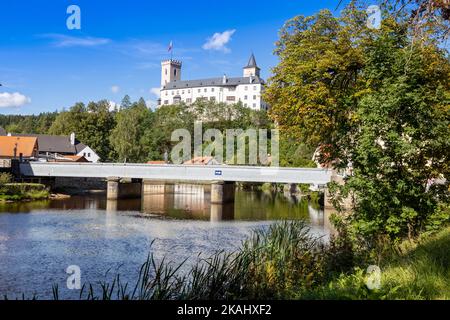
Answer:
[19,162,331,185]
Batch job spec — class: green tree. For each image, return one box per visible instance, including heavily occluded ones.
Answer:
[49,101,115,161]
[264,3,450,242]
[110,100,153,162]
[120,95,132,109]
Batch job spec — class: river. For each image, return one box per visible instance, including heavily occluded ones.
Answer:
[0,187,332,299]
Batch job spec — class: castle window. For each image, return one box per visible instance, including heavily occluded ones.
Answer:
[165,69,167,75]
[174,69,177,76]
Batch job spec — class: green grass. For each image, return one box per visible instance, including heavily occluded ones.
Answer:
[0,183,49,201]
[306,226,450,300]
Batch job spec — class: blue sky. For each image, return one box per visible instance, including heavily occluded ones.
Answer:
[0,0,343,114]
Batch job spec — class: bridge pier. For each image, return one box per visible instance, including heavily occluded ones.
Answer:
[210,203,235,221]
[210,181,235,204]
[107,177,142,200]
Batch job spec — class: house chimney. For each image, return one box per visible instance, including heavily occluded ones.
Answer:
[222,74,227,84]
[70,132,76,145]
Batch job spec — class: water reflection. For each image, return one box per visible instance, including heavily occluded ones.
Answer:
[0,185,332,299]
[0,185,327,228]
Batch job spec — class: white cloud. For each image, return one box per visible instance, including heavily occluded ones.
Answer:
[149,87,160,98]
[202,29,236,53]
[146,100,158,110]
[111,85,120,94]
[0,92,31,108]
[108,100,119,112]
[41,34,111,47]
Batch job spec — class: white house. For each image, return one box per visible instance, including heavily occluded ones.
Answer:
[158,54,268,111]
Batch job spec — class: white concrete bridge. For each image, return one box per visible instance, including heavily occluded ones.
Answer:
[18,162,331,204]
[19,162,331,185]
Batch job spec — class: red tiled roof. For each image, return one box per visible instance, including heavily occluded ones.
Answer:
[0,136,38,158]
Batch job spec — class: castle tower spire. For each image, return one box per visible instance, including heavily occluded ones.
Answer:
[243,53,260,77]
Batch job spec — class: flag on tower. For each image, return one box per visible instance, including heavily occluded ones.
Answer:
[168,41,173,52]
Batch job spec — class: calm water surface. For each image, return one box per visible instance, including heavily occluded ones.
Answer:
[0,188,331,299]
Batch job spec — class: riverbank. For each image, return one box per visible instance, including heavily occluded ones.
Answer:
[43,222,449,300]
[0,183,50,202]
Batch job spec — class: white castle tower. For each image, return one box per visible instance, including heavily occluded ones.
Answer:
[161,59,182,87]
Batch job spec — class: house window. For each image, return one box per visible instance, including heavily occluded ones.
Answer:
[83,152,86,157]
[204,88,207,93]
[188,90,191,94]
[245,86,248,91]
[211,88,215,92]
[165,91,168,96]
[253,103,256,108]
[228,87,236,92]
[253,86,257,90]
[226,96,236,101]
[182,90,185,94]
[244,103,248,107]
[244,95,248,100]
[253,95,257,100]
[164,100,169,105]
[88,153,91,157]
[171,91,174,95]
[186,98,192,103]
[210,97,216,101]
[198,89,201,93]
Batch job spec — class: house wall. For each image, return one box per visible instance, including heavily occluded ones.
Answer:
[77,146,100,163]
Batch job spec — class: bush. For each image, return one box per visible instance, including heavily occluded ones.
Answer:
[0,173,12,185]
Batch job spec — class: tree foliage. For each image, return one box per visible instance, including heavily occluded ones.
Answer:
[264,1,450,241]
